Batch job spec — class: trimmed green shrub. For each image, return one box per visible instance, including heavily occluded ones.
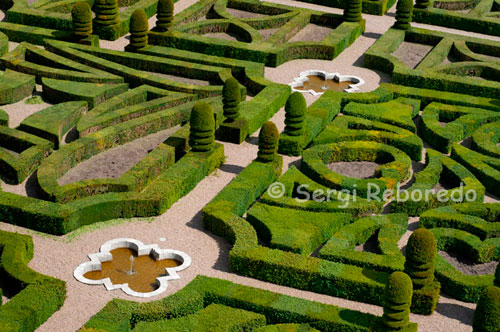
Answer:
[94,0,120,26]
[156,0,175,32]
[222,77,241,122]
[258,121,279,162]
[393,0,413,30]
[189,102,215,152]
[414,0,430,9]
[284,92,306,136]
[344,0,363,22]
[72,2,93,39]
[383,272,412,330]
[405,228,437,288]
[473,286,500,332]
[129,9,149,50]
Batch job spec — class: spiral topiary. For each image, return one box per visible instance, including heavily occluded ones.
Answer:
[156,0,174,32]
[404,228,437,289]
[72,2,92,39]
[343,0,362,22]
[394,0,413,30]
[129,9,149,50]
[189,101,215,152]
[284,92,306,136]
[414,0,431,9]
[473,286,500,332]
[94,0,119,26]
[222,78,241,122]
[258,121,279,162]
[383,272,413,330]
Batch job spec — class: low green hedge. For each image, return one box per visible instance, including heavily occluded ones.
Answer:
[419,102,500,154]
[313,115,423,161]
[451,143,500,197]
[390,149,485,216]
[318,214,407,272]
[84,275,417,332]
[0,70,35,105]
[301,141,412,199]
[471,121,500,159]
[0,230,66,332]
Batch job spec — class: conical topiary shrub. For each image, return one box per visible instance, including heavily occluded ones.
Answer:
[344,0,362,22]
[190,101,215,152]
[415,0,431,9]
[156,0,174,32]
[284,92,306,136]
[72,1,93,39]
[383,271,413,330]
[222,78,241,122]
[404,228,437,289]
[258,121,279,162]
[394,0,413,30]
[129,9,149,50]
[473,286,500,332]
[94,0,119,26]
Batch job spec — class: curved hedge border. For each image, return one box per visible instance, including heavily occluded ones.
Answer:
[318,213,408,272]
[301,141,412,199]
[364,27,500,98]
[420,102,500,154]
[82,275,416,331]
[0,230,66,332]
[0,69,35,105]
[391,148,485,216]
[471,121,500,159]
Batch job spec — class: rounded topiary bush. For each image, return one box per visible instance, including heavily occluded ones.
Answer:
[404,228,437,289]
[72,1,93,38]
[343,0,362,22]
[473,286,500,332]
[222,78,241,122]
[383,271,413,330]
[284,92,306,136]
[394,0,413,30]
[129,9,149,50]
[258,121,279,162]
[156,0,174,31]
[94,0,119,26]
[190,101,215,152]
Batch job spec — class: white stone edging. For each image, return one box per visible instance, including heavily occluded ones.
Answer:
[289,70,365,96]
[73,238,191,298]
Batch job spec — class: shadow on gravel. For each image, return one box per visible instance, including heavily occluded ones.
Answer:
[435,301,474,325]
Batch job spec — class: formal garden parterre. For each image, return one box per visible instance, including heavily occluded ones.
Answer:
[0,0,499,331]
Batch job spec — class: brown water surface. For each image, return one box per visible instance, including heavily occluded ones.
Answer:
[84,247,180,293]
[294,75,353,93]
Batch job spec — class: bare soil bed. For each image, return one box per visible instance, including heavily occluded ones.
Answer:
[259,27,279,41]
[392,42,433,69]
[204,32,248,42]
[58,127,179,185]
[327,161,379,179]
[226,8,267,18]
[439,250,498,275]
[288,24,333,42]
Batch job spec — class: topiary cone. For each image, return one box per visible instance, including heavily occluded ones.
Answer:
[383,272,413,330]
[284,92,306,136]
[222,77,241,122]
[94,0,119,26]
[344,0,362,23]
[258,121,279,162]
[129,9,149,50]
[473,286,500,332]
[190,101,215,152]
[404,228,437,289]
[72,1,93,38]
[394,0,413,30]
[156,0,174,31]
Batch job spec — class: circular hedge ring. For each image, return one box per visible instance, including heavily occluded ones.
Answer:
[472,121,500,159]
[301,141,411,199]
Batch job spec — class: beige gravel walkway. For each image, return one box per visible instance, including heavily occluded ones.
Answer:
[0,0,499,331]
